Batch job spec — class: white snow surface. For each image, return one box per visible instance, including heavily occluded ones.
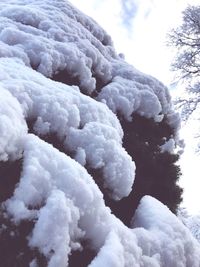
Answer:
[0,0,199,266]
[179,210,200,244]
[160,138,175,154]
[6,135,200,267]
[0,86,27,161]
[0,57,134,200]
[0,0,180,126]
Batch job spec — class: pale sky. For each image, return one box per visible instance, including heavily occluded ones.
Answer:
[70,0,199,86]
[70,0,200,214]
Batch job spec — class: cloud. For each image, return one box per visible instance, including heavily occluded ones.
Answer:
[70,0,200,86]
[120,0,138,27]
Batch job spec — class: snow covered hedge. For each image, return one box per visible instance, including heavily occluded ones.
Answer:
[0,0,199,267]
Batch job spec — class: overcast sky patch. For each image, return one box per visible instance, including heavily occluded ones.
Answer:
[120,0,139,28]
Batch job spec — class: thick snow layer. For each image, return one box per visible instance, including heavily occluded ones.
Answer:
[132,196,200,267]
[0,57,135,200]
[6,135,200,267]
[67,122,134,199]
[0,0,114,93]
[0,0,199,266]
[0,0,180,128]
[0,87,27,161]
[98,61,175,121]
[97,76,162,121]
[29,190,83,267]
[0,58,122,135]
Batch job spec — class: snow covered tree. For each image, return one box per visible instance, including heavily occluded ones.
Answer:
[168,5,200,84]
[119,114,182,213]
[99,114,183,226]
[0,1,199,267]
[186,215,200,243]
[178,208,200,243]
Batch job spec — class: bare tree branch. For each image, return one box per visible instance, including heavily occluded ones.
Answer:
[168,5,200,83]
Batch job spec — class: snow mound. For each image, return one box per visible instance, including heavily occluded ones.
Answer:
[131,196,200,267]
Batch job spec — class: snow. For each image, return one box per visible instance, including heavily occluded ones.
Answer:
[0,0,114,93]
[29,259,38,267]
[0,57,134,200]
[67,122,134,199]
[178,209,200,244]
[29,190,83,267]
[0,87,27,161]
[184,215,200,243]
[0,0,180,127]
[6,136,200,266]
[97,76,162,121]
[0,0,199,266]
[132,196,200,267]
[160,138,175,154]
[88,231,125,267]
[6,134,106,221]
